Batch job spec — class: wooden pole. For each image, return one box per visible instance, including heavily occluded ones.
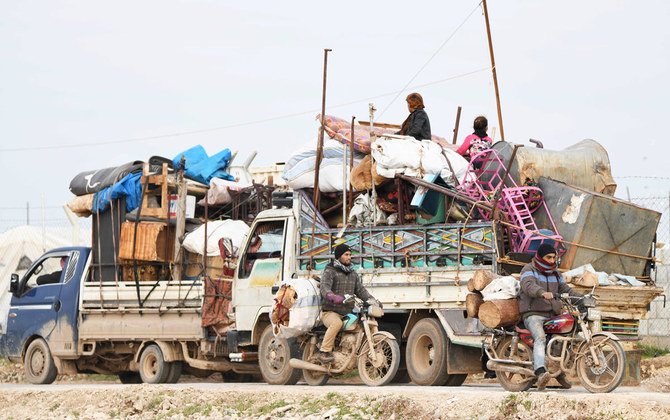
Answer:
[482,0,505,141]
[349,116,355,214]
[452,106,462,145]
[312,48,332,210]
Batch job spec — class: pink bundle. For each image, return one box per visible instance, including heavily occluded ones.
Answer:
[317,114,449,154]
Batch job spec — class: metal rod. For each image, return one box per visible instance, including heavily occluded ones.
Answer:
[349,116,355,215]
[312,48,332,210]
[452,106,462,144]
[482,0,505,141]
[398,174,493,212]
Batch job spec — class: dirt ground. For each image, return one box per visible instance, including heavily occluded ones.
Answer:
[2,358,670,419]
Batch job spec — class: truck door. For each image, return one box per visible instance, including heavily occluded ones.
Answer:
[234,219,287,332]
[2,251,75,358]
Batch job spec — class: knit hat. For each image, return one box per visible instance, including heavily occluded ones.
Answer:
[334,243,351,260]
[536,243,556,259]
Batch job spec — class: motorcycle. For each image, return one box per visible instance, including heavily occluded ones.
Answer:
[483,291,626,393]
[288,294,400,386]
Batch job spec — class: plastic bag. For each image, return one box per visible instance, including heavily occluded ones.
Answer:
[481,276,520,301]
[273,277,322,339]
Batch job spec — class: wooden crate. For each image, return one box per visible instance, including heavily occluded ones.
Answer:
[119,221,175,262]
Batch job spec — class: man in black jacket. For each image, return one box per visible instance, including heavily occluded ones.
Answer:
[316,244,377,363]
[397,92,432,140]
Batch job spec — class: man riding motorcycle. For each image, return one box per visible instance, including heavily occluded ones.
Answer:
[315,243,379,363]
[519,243,582,390]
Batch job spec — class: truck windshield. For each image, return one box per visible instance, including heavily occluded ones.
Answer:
[239,220,285,279]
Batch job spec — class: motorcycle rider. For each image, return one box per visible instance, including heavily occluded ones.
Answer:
[316,243,378,363]
[519,243,581,390]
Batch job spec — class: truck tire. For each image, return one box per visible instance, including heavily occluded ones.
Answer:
[24,338,58,384]
[444,373,467,386]
[258,325,302,385]
[139,344,171,384]
[406,318,450,386]
[118,372,142,384]
[165,361,183,384]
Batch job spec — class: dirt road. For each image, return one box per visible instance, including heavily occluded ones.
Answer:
[1,382,669,419]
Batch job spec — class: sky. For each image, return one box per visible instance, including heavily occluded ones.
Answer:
[1,0,669,232]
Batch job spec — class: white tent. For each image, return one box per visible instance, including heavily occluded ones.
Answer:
[0,225,90,334]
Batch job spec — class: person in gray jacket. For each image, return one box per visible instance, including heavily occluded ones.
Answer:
[519,243,581,390]
[316,243,378,363]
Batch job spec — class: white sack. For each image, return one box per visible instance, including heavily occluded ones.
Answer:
[182,220,250,257]
[282,139,363,192]
[275,277,322,339]
[198,178,251,206]
[371,136,469,185]
[481,275,520,301]
[348,193,386,227]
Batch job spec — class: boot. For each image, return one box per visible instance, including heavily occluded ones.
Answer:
[315,350,335,363]
[535,367,551,391]
[556,373,572,389]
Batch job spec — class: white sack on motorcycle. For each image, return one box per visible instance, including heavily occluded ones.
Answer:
[271,278,321,339]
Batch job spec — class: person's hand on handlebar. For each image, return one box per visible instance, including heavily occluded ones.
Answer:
[541,292,554,300]
[326,292,345,305]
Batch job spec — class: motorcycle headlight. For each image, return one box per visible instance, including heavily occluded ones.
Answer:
[367,305,384,318]
[582,296,597,308]
[587,308,601,321]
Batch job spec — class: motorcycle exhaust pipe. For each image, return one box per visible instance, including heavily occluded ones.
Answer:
[487,361,535,377]
[289,358,329,373]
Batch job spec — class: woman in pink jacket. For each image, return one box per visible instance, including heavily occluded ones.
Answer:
[456,116,493,161]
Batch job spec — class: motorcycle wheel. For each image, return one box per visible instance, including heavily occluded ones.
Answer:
[358,334,401,386]
[302,344,329,386]
[494,336,534,392]
[576,336,626,393]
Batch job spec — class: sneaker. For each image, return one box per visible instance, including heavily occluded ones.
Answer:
[315,350,334,363]
[536,372,551,391]
[556,373,572,389]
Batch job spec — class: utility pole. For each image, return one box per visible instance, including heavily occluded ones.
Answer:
[482,0,505,141]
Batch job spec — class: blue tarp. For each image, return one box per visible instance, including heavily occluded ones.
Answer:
[173,145,234,185]
[92,172,143,213]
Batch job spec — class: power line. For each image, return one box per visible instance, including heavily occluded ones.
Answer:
[378,1,483,117]
[0,66,490,153]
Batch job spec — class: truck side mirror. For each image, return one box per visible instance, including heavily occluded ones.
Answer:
[9,273,19,296]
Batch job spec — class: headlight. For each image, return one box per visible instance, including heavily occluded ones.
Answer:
[587,308,601,321]
[582,296,596,308]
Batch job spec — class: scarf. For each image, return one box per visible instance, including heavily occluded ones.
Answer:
[333,259,355,274]
[532,256,557,275]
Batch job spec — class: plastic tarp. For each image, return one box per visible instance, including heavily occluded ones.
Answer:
[282,139,364,192]
[91,172,143,213]
[370,136,469,183]
[182,220,250,257]
[173,145,234,185]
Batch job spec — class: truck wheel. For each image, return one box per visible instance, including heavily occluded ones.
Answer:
[139,344,171,384]
[444,373,467,386]
[24,338,58,384]
[406,318,450,386]
[118,372,142,384]
[258,325,302,385]
[165,361,183,384]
